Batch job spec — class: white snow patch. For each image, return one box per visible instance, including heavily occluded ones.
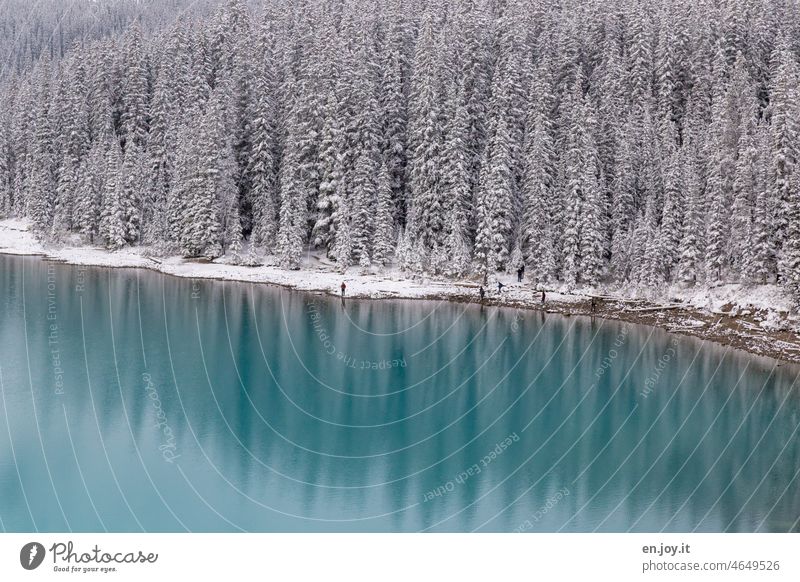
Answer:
[0,219,44,255]
[667,282,792,314]
[0,219,796,331]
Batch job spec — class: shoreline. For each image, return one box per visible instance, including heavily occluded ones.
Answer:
[3,219,800,366]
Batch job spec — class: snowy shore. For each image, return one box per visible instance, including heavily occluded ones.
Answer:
[3,218,800,364]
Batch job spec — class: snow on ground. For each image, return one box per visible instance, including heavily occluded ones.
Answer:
[666,282,793,314]
[0,218,796,335]
[0,218,499,302]
[0,218,585,305]
[0,218,44,255]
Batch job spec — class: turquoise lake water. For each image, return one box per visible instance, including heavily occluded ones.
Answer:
[0,254,798,532]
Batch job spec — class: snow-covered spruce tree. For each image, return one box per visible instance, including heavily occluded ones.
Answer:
[145,51,178,246]
[578,104,606,285]
[372,159,395,268]
[743,127,773,284]
[332,194,353,272]
[349,37,381,265]
[470,9,529,280]
[52,53,90,240]
[248,8,280,251]
[638,198,663,288]
[440,76,473,277]
[627,7,654,110]
[210,90,242,257]
[380,16,409,223]
[703,102,730,281]
[119,21,150,150]
[311,87,343,254]
[406,14,445,251]
[594,36,626,214]
[474,111,515,278]
[521,81,557,283]
[277,48,320,269]
[491,11,526,183]
[560,74,605,286]
[73,139,106,244]
[179,102,222,259]
[731,92,761,277]
[167,122,195,247]
[119,141,146,245]
[85,41,116,144]
[181,88,240,260]
[98,140,126,250]
[654,10,677,128]
[677,155,705,284]
[351,135,377,267]
[9,76,35,219]
[768,33,800,282]
[223,0,255,237]
[0,87,11,216]
[658,146,685,281]
[27,58,57,236]
[395,227,411,271]
[49,70,69,197]
[784,176,800,305]
[458,3,492,208]
[609,115,638,280]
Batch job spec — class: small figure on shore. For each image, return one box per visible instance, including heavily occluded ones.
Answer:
[479,286,485,301]
[497,281,505,294]
[517,265,524,283]
[591,296,597,312]
[340,281,346,297]
[541,289,546,303]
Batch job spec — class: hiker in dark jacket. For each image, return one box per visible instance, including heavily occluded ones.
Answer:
[517,266,524,282]
[541,289,546,303]
[340,281,346,297]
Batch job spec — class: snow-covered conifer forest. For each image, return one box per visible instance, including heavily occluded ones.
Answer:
[1,0,799,300]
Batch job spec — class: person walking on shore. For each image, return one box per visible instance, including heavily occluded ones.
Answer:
[479,286,485,302]
[340,281,346,297]
[517,266,524,283]
[541,289,546,303]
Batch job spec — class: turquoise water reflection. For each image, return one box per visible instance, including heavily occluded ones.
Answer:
[0,255,798,532]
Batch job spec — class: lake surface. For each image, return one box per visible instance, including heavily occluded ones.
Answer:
[0,254,798,532]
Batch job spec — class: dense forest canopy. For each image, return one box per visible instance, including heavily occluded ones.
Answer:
[1,0,800,300]
[0,0,211,79]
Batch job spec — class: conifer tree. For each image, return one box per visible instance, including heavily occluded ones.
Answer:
[372,159,395,267]
[99,141,126,250]
[120,22,150,149]
[678,157,705,284]
[73,139,106,244]
[474,112,514,277]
